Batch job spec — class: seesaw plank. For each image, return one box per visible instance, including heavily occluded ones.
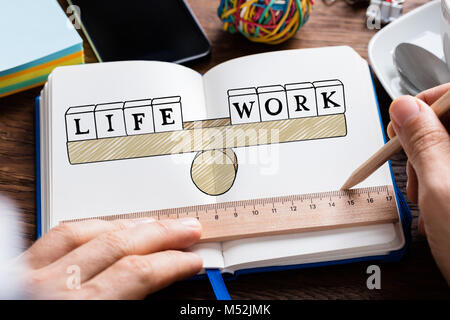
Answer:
[67,114,346,164]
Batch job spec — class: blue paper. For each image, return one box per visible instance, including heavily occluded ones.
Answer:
[0,0,82,74]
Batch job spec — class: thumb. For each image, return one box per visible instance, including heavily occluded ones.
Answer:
[389,95,450,180]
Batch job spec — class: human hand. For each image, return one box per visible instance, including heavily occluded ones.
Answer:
[18,218,202,299]
[387,83,450,285]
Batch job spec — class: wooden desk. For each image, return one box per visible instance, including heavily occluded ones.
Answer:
[0,0,448,299]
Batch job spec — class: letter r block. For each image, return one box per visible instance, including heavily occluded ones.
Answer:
[123,99,154,135]
[66,105,97,141]
[285,82,317,119]
[313,80,346,116]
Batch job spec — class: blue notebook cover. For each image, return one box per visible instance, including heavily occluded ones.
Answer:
[34,70,412,293]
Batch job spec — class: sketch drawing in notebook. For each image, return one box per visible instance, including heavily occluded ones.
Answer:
[37,46,407,274]
[65,80,347,195]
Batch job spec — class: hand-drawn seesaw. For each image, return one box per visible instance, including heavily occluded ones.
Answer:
[65,80,347,195]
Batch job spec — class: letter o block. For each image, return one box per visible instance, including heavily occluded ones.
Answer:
[257,85,288,122]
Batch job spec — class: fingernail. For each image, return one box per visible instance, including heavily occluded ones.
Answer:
[186,251,203,263]
[133,217,156,225]
[389,96,421,128]
[178,218,201,229]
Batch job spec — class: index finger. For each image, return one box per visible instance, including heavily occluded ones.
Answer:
[416,83,450,105]
[24,219,148,269]
[386,83,450,139]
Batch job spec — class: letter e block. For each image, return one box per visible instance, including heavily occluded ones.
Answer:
[313,80,346,116]
[152,96,183,132]
[123,99,154,135]
[65,105,97,141]
[95,102,127,138]
[257,85,288,122]
[228,88,261,125]
[285,82,317,118]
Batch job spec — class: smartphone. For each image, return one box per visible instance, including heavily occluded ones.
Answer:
[66,0,210,63]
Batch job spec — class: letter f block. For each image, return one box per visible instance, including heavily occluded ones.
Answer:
[123,99,154,135]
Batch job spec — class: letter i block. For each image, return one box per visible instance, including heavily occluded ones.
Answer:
[313,80,346,116]
[285,82,317,118]
[65,105,97,141]
[123,99,154,135]
[257,85,288,122]
[152,96,183,132]
[95,102,127,138]
[228,88,261,125]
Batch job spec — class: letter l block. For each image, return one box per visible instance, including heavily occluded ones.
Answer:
[65,105,97,142]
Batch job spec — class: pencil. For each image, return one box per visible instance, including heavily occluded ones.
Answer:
[341,89,450,190]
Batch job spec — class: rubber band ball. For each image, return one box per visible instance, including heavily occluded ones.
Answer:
[217,0,314,45]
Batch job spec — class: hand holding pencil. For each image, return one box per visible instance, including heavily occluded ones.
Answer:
[343,83,450,285]
[341,84,450,190]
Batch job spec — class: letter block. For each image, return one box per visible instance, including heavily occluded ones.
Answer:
[228,88,261,125]
[123,99,154,135]
[95,102,127,138]
[152,96,183,132]
[257,85,288,122]
[285,82,317,119]
[313,80,346,116]
[65,105,97,142]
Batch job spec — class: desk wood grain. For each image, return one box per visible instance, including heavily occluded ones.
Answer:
[0,0,448,299]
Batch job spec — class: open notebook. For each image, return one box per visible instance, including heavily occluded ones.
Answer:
[36,46,410,277]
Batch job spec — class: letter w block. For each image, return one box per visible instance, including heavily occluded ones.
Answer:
[228,88,261,125]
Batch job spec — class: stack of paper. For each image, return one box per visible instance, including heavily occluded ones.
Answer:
[0,0,83,98]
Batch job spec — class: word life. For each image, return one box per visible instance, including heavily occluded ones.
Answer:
[228,79,346,125]
[65,96,183,142]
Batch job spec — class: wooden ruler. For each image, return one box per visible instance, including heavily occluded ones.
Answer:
[64,185,399,242]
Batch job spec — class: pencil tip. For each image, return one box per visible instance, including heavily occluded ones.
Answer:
[340,181,351,190]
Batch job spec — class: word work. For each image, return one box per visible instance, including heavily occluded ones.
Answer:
[228,79,346,124]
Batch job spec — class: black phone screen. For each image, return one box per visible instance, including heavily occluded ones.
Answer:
[67,0,210,63]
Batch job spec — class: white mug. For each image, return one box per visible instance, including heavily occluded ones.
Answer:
[442,0,450,69]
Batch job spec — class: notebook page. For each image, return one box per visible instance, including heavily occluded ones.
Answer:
[48,61,223,268]
[222,224,401,272]
[201,47,405,269]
